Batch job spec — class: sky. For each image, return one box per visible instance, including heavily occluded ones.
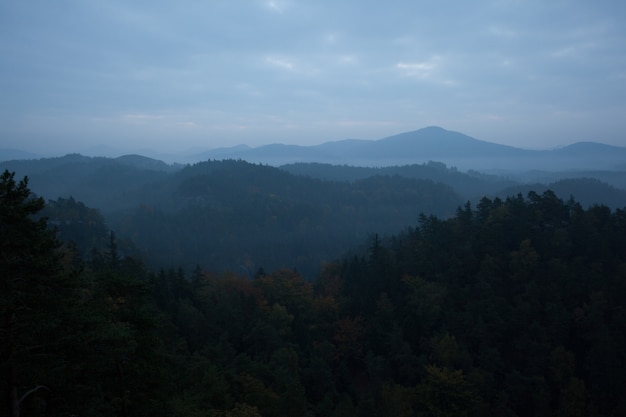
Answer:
[1,0,625,155]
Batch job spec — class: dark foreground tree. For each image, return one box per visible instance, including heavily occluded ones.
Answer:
[0,170,78,417]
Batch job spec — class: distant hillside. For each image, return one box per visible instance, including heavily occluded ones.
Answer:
[0,154,177,212]
[357,126,528,160]
[1,155,464,276]
[102,160,464,276]
[4,126,625,171]
[492,178,626,209]
[513,169,626,191]
[281,162,626,209]
[196,126,626,171]
[113,154,180,171]
[3,152,625,277]
[280,161,518,199]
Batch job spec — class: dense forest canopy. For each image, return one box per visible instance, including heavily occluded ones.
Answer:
[2,169,626,416]
[2,155,626,278]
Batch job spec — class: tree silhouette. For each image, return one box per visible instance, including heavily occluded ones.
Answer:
[0,171,76,417]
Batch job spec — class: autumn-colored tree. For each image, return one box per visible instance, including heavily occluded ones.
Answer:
[417,365,478,417]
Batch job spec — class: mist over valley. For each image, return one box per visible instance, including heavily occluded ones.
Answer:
[3,128,626,415]
[2,126,625,277]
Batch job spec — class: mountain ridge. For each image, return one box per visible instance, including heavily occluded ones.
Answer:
[193,126,625,170]
[2,126,625,171]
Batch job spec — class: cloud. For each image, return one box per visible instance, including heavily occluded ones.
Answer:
[122,113,165,122]
[396,61,437,79]
[395,56,456,85]
[266,0,288,14]
[265,55,295,71]
[550,43,592,59]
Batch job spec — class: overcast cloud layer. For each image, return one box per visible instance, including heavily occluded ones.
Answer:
[1,0,625,155]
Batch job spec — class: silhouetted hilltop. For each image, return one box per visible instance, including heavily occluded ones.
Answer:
[365,126,529,159]
[280,161,517,199]
[557,141,625,156]
[5,127,625,171]
[195,126,626,170]
[114,154,180,172]
[3,149,624,278]
[492,177,626,209]
[0,154,174,211]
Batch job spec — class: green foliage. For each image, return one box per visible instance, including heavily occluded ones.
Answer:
[416,365,478,417]
[3,169,626,417]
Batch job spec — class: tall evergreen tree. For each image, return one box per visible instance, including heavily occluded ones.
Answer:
[0,171,77,417]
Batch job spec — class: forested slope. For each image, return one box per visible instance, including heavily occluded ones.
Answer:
[280,161,516,199]
[3,155,625,278]
[3,168,626,416]
[493,177,626,209]
[108,160,462,277]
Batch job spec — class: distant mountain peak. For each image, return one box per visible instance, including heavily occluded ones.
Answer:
[183,126,626,170]
[421,125,448,131]
[114,154,177,171]
[4,127,624,171]
[558,141,626,154]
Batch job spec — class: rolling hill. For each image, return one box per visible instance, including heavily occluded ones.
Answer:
[194,126,626,171]
[4,127,625,172]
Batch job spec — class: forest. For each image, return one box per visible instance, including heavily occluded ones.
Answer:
[2,168,626,417]
[3,155,626,279]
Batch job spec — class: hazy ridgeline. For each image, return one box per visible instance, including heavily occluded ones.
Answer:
[2,148,626,277]
[2,128,626,415]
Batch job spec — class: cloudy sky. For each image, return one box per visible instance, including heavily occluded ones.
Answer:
[1,0,625,155]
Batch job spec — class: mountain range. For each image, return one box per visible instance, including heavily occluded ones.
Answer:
[3,126,626,171]
[2,127,626,276]
[189,126,626,171]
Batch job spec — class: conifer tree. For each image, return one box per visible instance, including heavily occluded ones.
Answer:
[0,170,75,417]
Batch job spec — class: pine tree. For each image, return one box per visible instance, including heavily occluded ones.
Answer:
[0,170,76,416]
